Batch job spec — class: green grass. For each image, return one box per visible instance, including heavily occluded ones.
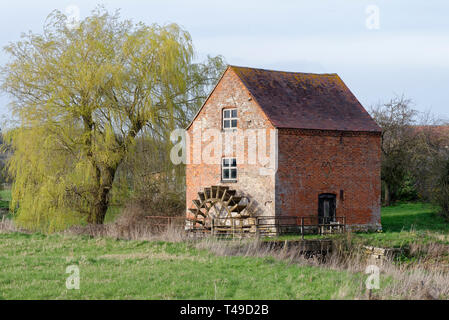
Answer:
[0,189,12,220]
[273,202,449,247]
[1,201,447,299]
[381,202,448,233]
[0,189,11,202]
[0,189,11,210]
[0,232,365,299]
[356,202,448,247]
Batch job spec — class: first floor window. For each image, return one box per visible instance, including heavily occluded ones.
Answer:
[223,108,237,129]
[222,157,237,181]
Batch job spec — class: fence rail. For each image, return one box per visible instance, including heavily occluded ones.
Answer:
[256,216,346,238]
[143,214,346,238]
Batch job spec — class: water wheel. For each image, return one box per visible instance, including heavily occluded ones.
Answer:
[187,185,254,235]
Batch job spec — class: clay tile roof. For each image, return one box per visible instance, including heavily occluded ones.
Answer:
[230,66,381,132]
[412,125,449,146]
[413,125,449,136]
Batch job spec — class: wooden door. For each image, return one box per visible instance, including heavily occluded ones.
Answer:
[318,193,336,224]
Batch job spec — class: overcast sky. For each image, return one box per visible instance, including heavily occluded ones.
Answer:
[0,0,448,123]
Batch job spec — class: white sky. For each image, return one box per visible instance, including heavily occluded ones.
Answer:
[1,0,448,122]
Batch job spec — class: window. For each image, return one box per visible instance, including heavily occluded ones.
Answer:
[223,108,237,129]
[222,157,237,181]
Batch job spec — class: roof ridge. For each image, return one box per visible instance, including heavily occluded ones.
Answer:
[229,65,338,77]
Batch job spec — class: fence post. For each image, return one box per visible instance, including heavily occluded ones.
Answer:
[301,217,304,240]
[276,216,279,237]
[319,216,322,236]
[256,217,260,238]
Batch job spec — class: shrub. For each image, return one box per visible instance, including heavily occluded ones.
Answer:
[434,159,449,219]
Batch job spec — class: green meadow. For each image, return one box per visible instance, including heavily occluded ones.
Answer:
[0,200,447,299]
[0,232,364,300]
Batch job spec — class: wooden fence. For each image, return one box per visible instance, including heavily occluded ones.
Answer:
[143,214,346,238]
[256,216,346,238]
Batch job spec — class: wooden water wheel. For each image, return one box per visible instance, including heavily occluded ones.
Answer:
[187,186,255,235]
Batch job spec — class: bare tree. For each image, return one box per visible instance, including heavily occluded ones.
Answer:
[413,120,449,218]
[370,96,418,206]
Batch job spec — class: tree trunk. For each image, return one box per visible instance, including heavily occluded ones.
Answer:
[88,166,116,224]
[89,187,111,224]
[82,115,141,225]
[384,182,391,207]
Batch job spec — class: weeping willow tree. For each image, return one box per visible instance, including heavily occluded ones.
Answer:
[1,8,225,231]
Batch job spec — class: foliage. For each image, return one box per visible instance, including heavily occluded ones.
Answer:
[0,8,225,231]
[108,134,187,215]
[407,121,449,203]
[0,129,11,186]
[433,159,449,219]
[370,97,449,207]
[370,96,418,205]
[114,179,185,229]
[396,173,419,202]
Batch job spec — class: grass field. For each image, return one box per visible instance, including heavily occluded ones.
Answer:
[0,232,366,299]
[276,202,449,247]
[0,198,448,300]
[355,203,449,247]
[0,189,11,210]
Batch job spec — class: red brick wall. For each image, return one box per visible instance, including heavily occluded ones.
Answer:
[186,67,382,231]
[276,129,382,230]
[185,68,277,219]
